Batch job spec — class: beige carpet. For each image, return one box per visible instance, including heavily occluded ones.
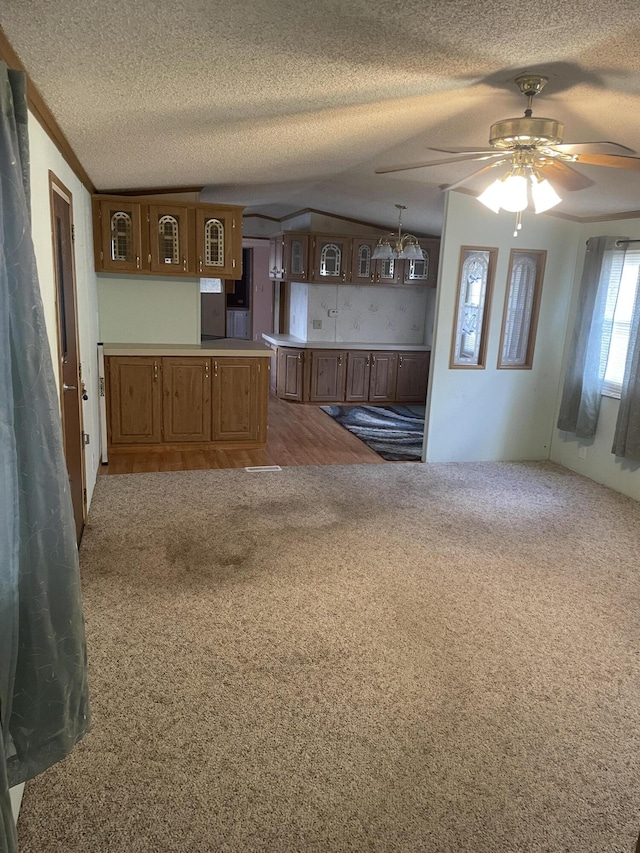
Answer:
[17,462,640,852]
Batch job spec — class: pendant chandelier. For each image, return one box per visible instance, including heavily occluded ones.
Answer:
[372,204,424,260]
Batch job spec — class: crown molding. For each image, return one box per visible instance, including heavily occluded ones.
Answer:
[101,185,204,197]
[0,25,95,193]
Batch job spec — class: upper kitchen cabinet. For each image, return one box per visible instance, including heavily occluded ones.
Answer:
[95,198,144,273]
[311,235,350,283]
[195,206,242,279]
[148,204,194,275]
[401,238,440,288]
[92,195,244,278]
[350,238,378,284]
[269,233,309,281]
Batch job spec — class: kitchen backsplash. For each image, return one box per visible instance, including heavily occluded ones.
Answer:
[289,283,435,345]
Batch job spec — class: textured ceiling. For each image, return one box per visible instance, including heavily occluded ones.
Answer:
[2,0,640,234]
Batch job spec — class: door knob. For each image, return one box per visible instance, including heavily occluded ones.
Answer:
[63,383,77,391]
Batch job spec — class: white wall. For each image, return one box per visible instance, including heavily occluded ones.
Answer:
[287,282,435,344]
[550,216,640,500]
[97,275,201,343]
[425,191,581,462]
[28,113,101,502]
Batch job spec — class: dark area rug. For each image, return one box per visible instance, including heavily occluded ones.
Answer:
[320,404,425,461]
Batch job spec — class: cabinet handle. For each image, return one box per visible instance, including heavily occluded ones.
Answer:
[214,360,218,377]
[366,357,370,367]
[282,267,286,277]
[136,255,140,269]
[372,355,376,367]
[199,257,203,273]
[298,353,302,362]
[205,362,209,379]
[399,355,403,367]
[183,257,187,271]
[338,355,343,366]
[153,361,158,380]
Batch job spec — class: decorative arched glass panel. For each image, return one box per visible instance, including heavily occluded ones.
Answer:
[110,211,133,262]
[498,250,546,369]
[205,218,224,267]
[290,239,304,275]
[380,258,395,280]
[451,247,497,368]
[158,215,179,265]
[357,245,371,278]
[407,254,429,282]
[320,243,341,277]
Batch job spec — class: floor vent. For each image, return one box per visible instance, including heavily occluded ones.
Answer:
[244,465,282,473]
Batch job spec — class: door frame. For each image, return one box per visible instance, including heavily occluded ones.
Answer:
[49,171,87,540]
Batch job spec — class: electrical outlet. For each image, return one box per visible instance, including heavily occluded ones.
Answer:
[328,309,338,317]
[578,445,588,460]
[313,319,322,330]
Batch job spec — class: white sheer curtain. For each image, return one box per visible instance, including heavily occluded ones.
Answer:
[0,64,90,853]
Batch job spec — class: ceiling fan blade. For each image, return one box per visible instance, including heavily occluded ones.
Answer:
[442,159,511,191]
[572,152,640,171]
[550,141,636,155]
[428,146,497,154]
[375,152,504,175]
[536,160,595,191]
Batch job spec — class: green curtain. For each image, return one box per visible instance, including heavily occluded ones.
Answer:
[0,63,90,853]
[557,236,627,438]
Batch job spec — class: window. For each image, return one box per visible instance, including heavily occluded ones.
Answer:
[451,247,497,368]
[602,248,640,397]
[498,250,546,369]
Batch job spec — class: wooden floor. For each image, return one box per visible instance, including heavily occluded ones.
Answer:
[100,397,385,474]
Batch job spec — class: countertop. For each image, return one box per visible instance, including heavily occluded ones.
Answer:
[262,333,430,352]
[102,340,274,357]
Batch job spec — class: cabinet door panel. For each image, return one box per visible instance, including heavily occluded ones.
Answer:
[312,236,350,283]
[396,353,430,402]
[283,234,309,281]
[149,205,193,275]
[162,357,211,442]
[277,349,304,400]
[369,352,397,402]
[374,257,401,285]
[108,356,162,444]
[99,201,143,272]
[402,239,440,287]
[345,352,371,401]
[350,239,377,284]
[308,351,346,402]
[213,358,260,441]
[269,235,284,279]
[196,208,240,279]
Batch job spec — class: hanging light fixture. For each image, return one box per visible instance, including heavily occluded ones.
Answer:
[477,152,562,236]
[372,204,425,260]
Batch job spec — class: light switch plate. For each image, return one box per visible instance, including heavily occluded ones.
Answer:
[328,309,338,317]
[313,319,322,329]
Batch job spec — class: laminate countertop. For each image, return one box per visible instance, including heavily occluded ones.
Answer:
[102,340,274,358]
[262,334,430,352]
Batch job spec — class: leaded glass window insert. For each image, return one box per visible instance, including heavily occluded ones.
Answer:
[451,247,497,368]
[380,258,395,280]
[407,254,429,281]
[320,243,341,277]
[205,218,224,267]
[498,250,546,369]
[357,245,371,278]
[290,240,304,275]
[158,215,180,265]
[110,211,133,262]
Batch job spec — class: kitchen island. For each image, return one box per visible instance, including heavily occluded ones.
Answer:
[103,340,273,450]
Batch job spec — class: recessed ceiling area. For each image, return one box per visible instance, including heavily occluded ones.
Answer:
[1,0,640,235]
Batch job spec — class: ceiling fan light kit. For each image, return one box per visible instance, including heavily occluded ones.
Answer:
[375,72,640,237]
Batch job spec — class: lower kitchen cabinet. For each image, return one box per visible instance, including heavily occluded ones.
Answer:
[212,358,266,442]
[162,357,211,442]
[368,352,398,402]
[395,352,430,402]
[277,347,304,400]
[106,355,269,448]
[307,350,347,402]
[108,356,163,444]
[345,352,371,402]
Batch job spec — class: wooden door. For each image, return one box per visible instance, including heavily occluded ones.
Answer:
[395,352,430,402]
[107,356,162,444]
[308,350,346,402]
[148,204,193,275]
[50,174,85,544]
[312,236,350,283]
[277,348,304,400]
[98,198,143,272]
[283,234,309,281]
[212,358,261,442]
[374,257,401,285]
[196,207,240,279]
[350,238,377,284]
[369,352,398,402]
[345,351,371,401]
[162,357,211,442]
[269,235,284,279]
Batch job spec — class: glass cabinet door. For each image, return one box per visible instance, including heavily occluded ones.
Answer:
[312,236,350,283]
[148,204,192,275]
[283,234,309,281]
[350,238,378,283]
[375,257,401,285]
[402,238,440,287]
[195,208,240,279]
[99,200,143,272]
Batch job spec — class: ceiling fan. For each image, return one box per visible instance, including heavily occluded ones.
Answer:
[375,74,640,233]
